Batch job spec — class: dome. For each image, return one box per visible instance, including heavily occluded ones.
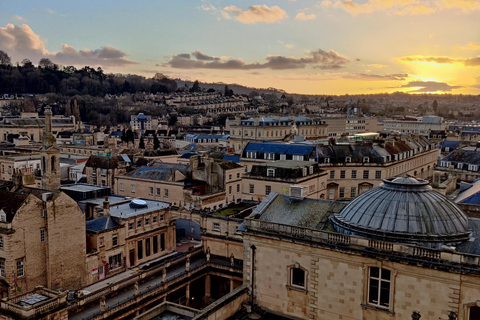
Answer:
[331,176,470,246]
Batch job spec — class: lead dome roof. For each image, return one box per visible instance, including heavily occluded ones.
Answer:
[331,176,470,246]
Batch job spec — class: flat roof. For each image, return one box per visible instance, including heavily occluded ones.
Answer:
[109,198,170,218]
[60,184,110,193]
[78,195,129,206]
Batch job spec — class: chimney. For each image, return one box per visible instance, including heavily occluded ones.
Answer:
[45,106,52,135]
[103,197,110,217]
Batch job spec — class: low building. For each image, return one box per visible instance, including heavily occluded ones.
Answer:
[242,161,328,201]
[85,154,131,188]
[242,177,480,320]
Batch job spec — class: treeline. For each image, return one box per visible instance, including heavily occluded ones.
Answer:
[0,51,177,96]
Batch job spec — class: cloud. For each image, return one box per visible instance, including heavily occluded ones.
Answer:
[398,55,480,67]
[0,23,136,67]
[457,43,480,50]
[12,15,26,22]
[222,5,287,24]
[296,12,316,20]
[368,64,387,68]
[320,0,479,15]
[285,44,294,49]
[167,49,349,70]
[343,73,408,81]
[400,81,462,92]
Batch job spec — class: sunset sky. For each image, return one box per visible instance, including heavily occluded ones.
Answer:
[0,0,479,95]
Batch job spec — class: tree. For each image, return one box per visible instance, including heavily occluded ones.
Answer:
[433,100,438,114]
[168,115,178,126]
[39,58,55,68]
[139,136,145,149]
[153,135,160,150]
[0,50,11,66]
[224,85,234,97]
[190,80,200,93]
[125,129,134,143]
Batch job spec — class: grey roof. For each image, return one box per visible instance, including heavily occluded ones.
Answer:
[441,148,480,165]
[86,216,121,232]
[331,176,471,246]
[254,192,346,230]
[316,145,385,163]
[109,199,170,218]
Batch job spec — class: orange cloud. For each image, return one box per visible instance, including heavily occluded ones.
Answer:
[320,0,461,15]
[295,12,316,20]
[222,5,287,24]
[0,23,136,67]
[457,43,480,50]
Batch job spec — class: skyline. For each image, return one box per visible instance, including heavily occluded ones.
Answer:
[0,0,479,95]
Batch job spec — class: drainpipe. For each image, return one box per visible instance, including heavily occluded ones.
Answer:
[250,244,256,308]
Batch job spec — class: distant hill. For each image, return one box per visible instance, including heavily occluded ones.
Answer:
[176,80,286,97]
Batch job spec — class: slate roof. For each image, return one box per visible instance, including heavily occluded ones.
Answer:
[316,144,385,163]
[243,142,314,156]
[0,190,28,222]
[442,141,460,152]
[86,216,121,232]
[253,192,346,230]
[441,148,480,165]
[222,155,240,163]
[331,177,471,246]
[151,162,190,176]
[85,155,126,169]
[454,179,480,205]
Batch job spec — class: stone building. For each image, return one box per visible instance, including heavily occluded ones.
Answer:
[229,116,328,154]
[85,197,175,283]
[84,154,130,188]
[0,189,87,298]
[242,161,328,201]
[242,177,480,320]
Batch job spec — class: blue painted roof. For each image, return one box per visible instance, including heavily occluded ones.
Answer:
[222,155,240,163]
[86,216,120,232]
[137,113,147,120]
[180,152,198,159]
[243,142,314,156]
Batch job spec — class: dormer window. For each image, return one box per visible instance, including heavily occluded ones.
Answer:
[0,210,6,223]
[363,157,369,163]
[345,157,351,163]
[324,158,330,163]
[267,169,275,177]
[457,162,463,169]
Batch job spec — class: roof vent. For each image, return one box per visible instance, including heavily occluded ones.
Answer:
[289,185,308,200]
[129,199,148,208]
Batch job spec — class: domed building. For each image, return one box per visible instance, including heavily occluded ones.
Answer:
[331,176,471,247]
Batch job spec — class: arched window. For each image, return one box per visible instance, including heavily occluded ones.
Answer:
[288,263,307,291]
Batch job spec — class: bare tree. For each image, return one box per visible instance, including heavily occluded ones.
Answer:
[0,50,12,66]
[39,58,55,68]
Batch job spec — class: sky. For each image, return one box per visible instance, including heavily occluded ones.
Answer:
[0,0,479,95]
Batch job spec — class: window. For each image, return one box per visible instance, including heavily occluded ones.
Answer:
[213,223,220,231]
[363,170,369,179]
[145,238,151,257]
[112,234,118,246]
[120,183,124,191]
[161,233,165,251]
[109,253,122,269]
[153,216,157,223]
[375,171,382,180]
[229,186,232,194]
[237,173,240,178]
[40,209,45,218]
[156,188,161,196]
[237,184,240,192]
[345,157,351,163]
[249,184,254,194]
[131,184,135,193]
[290,266,306,289]
[329,188,335,200]
[229,174,232,180]
[0,260,4,277]
[160,214,165,222]
[266,169,275,177]
[265,185,271,195]
[363,157,370,163]
[137,241,143,260]
[0,236,3,249]
[137,220,142,228]
[339,187,345,198]
[340,170,346,179]
[129,223,134,230]
[368,267,391,309]
[40,229,46,242]
[149,187,153,195]
[145,218,150,226]
[330,170,335,179]
[153,235,159,254]
[324,157,330,163]
[350,187,357,198]
[100,237,105,247]
[351,170,357,179]
[164,189,169,198]
[17,260,24,277]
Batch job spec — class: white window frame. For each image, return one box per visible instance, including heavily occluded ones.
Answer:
[213,222,220,231]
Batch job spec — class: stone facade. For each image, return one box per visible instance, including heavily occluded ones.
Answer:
[0,191,87,298]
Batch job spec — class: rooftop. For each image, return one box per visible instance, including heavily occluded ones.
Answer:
[109,199,170,218]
